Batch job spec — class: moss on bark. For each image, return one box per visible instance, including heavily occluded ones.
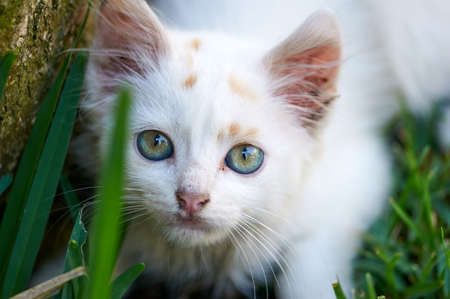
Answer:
[0,0,92,175]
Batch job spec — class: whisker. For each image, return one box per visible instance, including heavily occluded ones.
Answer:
[234,224,269,299]
[227,228,257,299]
[241,219,298,298]
[239,221,282,290]
[241,212,296,255]
[55,185,101,198]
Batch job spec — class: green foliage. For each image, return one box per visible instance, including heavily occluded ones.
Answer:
[0,7,90,295]
[111,263,146,299]
[333,281,348,299]
[0,174,12,195]
[85,88,132,299]
[61,175,81,222]
[0,54,72,287]
[1,6,142,297]
[365,273,377,299]
[0,53,88,298]
[52,90,143,299]
[351,103,450,299]
[58,211,89,299]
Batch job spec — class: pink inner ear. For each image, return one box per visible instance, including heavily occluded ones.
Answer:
[93,1,166,82]
[283,45,340,92]
[270,43,340,125]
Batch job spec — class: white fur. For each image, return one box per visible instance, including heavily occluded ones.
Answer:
[77,0,450,298]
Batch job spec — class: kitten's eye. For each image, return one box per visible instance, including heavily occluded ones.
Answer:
[225,144,264,174]
[137,130,173,161]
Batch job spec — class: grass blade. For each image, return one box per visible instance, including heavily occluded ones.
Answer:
[389,198,422,238]
[332,280,347,299]
[1,53,88,298]
[60,175,81,222]
[0,56,72,285]
[0,53,15,102]
[85,88,131,299]
[403,280,444,297]
[56,210,88,299]
[111,263,145,299]
[365,273,377,299]
[0,7,90,285]
[0,174,12,196]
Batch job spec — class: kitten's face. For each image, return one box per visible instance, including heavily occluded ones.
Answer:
[85,0,340,247]
[119,34,311,246]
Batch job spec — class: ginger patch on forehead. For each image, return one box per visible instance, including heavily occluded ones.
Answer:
[217,129,225,141]
[188,38,201,51]
[218,124,258,140]
[229,122,241,137]
[183,73,197,88]
[228,74,258,101]
[245,128,258,137]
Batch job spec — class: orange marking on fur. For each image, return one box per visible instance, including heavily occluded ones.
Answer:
[217,129,225,141]
[228,74,257,101]
[189,38,201,51]
[245,128,258,137]
[219,159,226,171]
[183,74,197,88]
[229,123,241,137]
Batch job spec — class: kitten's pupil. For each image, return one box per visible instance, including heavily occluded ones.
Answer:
[242,147,250,160]
[154,134,166,147]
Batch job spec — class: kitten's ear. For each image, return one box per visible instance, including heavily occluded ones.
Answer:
[92,0,168,86]
[264,10,341,128]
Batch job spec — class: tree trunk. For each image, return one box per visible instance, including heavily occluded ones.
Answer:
[0,0,92,176]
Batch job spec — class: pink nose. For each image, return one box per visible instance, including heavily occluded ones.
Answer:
[176,191,210,215]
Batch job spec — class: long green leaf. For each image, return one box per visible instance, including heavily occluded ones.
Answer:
[85,89,131,299]
[58,210,88,299]
[332,280,348,299]
[0,53,15,102]
[55,180,85,299]
[1,53,88,298]
[0,174,12,196]
[403,280,444,296]
[365,273,377,299]
[60,175,81,222]
[111,263,145,299]
[0,56,72,286]
[0,7,90,287]
[389,198,423,238]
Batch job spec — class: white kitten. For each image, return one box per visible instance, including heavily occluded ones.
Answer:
[76,0,450,298]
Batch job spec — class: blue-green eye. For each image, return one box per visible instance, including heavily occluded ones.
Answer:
[225,144,264,174]
[137,130,173,161]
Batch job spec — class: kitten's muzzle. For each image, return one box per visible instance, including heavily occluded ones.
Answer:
[176,191,210,216]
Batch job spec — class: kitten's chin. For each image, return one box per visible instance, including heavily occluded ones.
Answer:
[164,223,228,247]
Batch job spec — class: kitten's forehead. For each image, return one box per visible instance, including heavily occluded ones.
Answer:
[133,34,270,122]
[129,31,295,164]
[170,31,265,68]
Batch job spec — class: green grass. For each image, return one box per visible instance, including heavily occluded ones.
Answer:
[0,5,90,288]
[0,6,144,297]
[0,50,143,298]
[85,88,132,299]
[1,53,88,298]
[351,103,450,299]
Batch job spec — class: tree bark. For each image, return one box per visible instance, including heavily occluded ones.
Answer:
[0,0,92,175]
